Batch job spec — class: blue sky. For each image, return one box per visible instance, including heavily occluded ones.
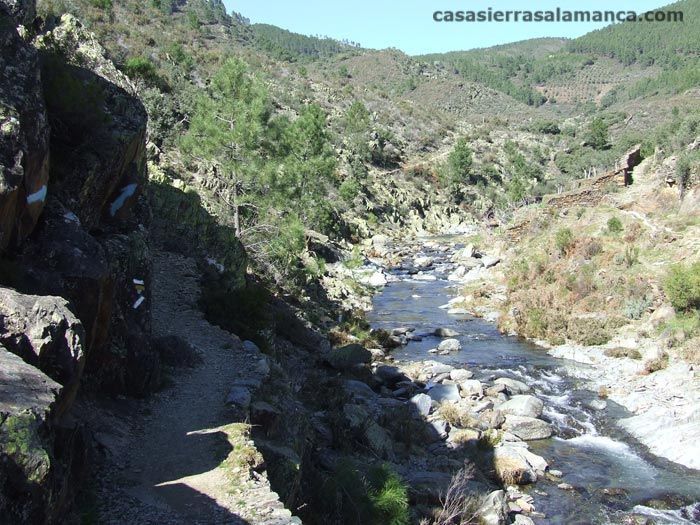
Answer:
[224,0,675,55]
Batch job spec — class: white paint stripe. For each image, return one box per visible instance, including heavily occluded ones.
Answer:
[27,185,47,205]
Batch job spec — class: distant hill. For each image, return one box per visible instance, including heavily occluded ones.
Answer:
[251,23,361,61]
[567,0,700,67]
[417,37,569,63]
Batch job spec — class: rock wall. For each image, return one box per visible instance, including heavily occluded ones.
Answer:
[0,3,157,522]
[0,2,50,251]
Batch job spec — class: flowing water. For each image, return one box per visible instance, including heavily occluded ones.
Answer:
[368,242,700,524]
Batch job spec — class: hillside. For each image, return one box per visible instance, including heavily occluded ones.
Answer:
[2,0,700,524]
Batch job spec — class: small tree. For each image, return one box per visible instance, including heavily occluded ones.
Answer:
[446,138,477,187]
[587,117,609,150]
[555,228,575,256]
[665,263,700,312]
[181,58,270,237]
[607,216,624,234]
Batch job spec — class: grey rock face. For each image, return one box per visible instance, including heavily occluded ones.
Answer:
[34,15,148,230]
[0,287,85,392]
[0,0,36,26]
[0,3,50,251]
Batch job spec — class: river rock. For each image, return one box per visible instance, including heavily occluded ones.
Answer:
[447,428,481,447]
[343,404,394,459]
[493,445,548,485]
[428,383,461,403]
[588,399,607,411]
[451,244,476,262]
[428,363,454,375]
[375,365,406,386]
[478,490,508,525]
[434,327,460,338]
[414,256,433,268]
[499,395,544,418]
[482,256,501,269]
[366,271,388,287]
[448,266,466,281]
[513,515,536,525]
[226,386,251,411]
[429,419,449,440]
[409,393,432,417]
[438,338,461,352]
[485,383,508,396]
[344,380,377,401]
[495,377,532,395]
[459,380,483,398]
[478,409,506,430]
[450,369,474,381]
[502,415,553,441]
[403,471,453,504]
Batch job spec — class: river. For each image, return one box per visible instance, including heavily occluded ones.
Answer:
[367,240,700,524]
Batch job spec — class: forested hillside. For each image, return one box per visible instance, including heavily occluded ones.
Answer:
[567,0,700,66]
[251,23,361,61]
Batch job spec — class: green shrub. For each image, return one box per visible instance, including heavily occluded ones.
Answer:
[319,462,409,525]
[624,296,651,320]
[555,228,575,256]
[123,56,160,84]
[607,216,624,234]
[664,263,700,312]
[533,119,561,135]
[586,117,610,150]
[88,0,112,8]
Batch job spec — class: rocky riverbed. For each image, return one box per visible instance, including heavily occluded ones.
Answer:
[334,233,700,524]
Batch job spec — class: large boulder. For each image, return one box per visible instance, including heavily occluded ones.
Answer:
[494,377,531,395]
[498,395,544,419]
[0,287,84,407]
[0,347,57,522]
[0,3,50,251]
[326,344,372,371]
[478,490,508,525]
[0,346,86,523]
[34,15,148,231]
[502,415,553,441]
[19,202,111,353]
[492,445,548,485]
[343,404,394,459]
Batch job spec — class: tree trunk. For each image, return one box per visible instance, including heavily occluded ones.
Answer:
[233,183,241,238]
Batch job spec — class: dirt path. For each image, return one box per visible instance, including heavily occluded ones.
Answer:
[95,251,294,525]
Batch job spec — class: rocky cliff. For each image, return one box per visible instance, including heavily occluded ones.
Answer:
[0,2,160,521]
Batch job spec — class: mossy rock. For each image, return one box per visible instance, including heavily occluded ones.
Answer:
[326,344,372,371]
[0,412,51,485]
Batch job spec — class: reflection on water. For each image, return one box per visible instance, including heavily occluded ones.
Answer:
[368,252,700,524]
